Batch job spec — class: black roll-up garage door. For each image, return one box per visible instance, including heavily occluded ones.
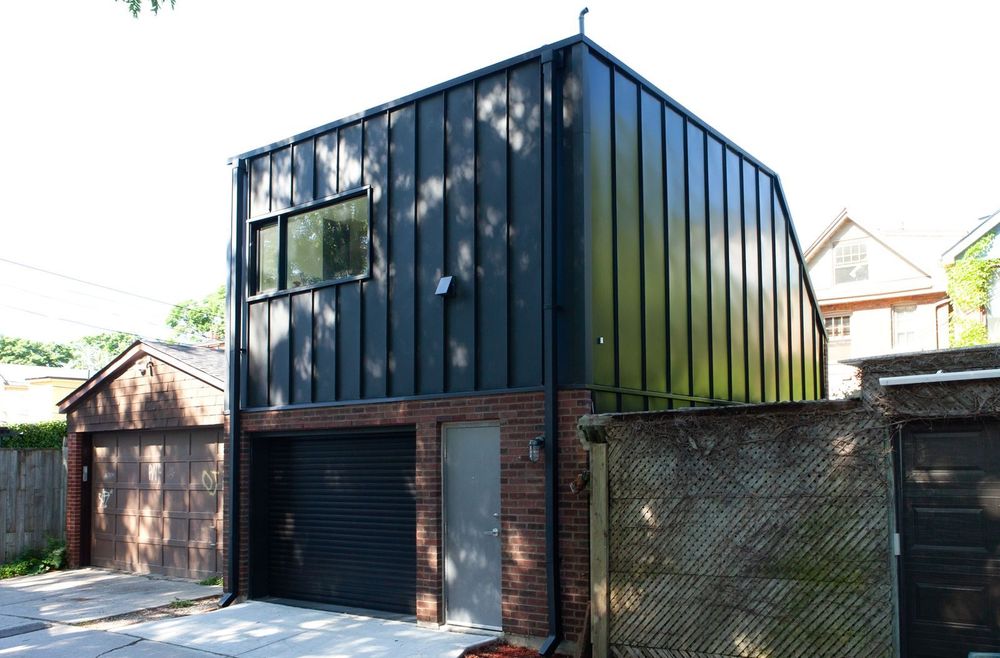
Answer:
[261,431,416,614]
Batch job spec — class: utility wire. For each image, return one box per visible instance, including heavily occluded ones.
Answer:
[0,282,171,334]
[0,256,205,312]
[0,302,147,338]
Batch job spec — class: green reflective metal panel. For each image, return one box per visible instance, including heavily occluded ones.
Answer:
[707,137,728,401]
[725,149,745,401]
[774,202,791,401]
[758,174,776,402]
[641,90,666,401]
[687,123,709,400]
[665,108,688,401]
[615,71,642,400]
[742,161,761,402]
[588,55,615,390]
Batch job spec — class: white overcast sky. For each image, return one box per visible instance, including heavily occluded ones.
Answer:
[1,0,998,343]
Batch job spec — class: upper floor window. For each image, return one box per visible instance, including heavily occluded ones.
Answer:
[834,241,868,284]
[251,189,371,295]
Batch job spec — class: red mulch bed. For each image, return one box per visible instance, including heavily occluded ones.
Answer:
[463,642,572,658]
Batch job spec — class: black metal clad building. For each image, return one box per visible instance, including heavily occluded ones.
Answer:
[232,35,826,415]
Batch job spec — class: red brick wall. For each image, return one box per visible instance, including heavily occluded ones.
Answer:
[64,353,225,569]
[65,432,86,568]
[236,389,592,641]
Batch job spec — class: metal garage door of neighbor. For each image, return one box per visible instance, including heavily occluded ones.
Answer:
[91,429,224,580]
[900,420,1000,658]
[259,431,416,615]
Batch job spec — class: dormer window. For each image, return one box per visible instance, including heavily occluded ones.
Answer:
[834,240,868,284]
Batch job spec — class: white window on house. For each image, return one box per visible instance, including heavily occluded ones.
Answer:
[892,304,919,350]
[824,315,851,339]
[834,241,868,284]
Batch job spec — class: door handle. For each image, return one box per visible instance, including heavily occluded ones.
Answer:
[484,528,499,537]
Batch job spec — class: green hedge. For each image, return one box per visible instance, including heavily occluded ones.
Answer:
[0,420,66,449]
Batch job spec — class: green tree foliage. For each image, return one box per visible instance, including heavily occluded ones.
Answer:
[166,285,225,343]
[0,420,66,449]
[0,336,74,367]
[72,332,137,371]
[118,0,175,18]
[946,233,1000,347]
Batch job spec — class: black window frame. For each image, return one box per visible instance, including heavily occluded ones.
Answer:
[247,186,373,300]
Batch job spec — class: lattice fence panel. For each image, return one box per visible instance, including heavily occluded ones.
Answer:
[602,403,894,658]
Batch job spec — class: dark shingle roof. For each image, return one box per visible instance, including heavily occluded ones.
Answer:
[144,341,227,382]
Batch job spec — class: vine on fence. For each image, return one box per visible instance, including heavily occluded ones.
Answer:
[946,233,1000,347]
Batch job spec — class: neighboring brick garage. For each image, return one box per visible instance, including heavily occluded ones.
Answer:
[234,390,593,640]
[60,341,226,581]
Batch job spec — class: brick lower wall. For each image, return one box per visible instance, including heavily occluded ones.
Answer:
[235,389,593,641]
[65,432,86,568]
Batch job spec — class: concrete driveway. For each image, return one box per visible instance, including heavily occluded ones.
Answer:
[0,569,491,657]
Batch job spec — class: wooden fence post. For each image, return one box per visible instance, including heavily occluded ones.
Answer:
[578,415,611,658]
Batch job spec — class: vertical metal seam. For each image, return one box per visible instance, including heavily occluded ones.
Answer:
[703,129,713,400]
[385,115,394,397]
[311,136,318,201]
[609,66,621,411]
[739,155,750,400]
[799,263,807,399]
[661,102,671,410]
[472,79,480,390]
[770,181,780,400]
[442,91,450,394]
[722,147,732,401]
[682,117,693,400]
[635,83,648,411]
[755,167,766,400]
[359,123,368,399]
[413,101,421,395]
[504,68,512,390]
[333,285,340,401]
[310,290,317,403]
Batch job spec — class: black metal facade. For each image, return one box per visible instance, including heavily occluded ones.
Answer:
[231,36,827,414]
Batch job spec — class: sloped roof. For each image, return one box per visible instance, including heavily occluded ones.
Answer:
[804,209,937,279]
[942,207,1000,265]
[58,340,226,413]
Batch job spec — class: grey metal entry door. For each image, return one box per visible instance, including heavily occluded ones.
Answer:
[444,424,501,629]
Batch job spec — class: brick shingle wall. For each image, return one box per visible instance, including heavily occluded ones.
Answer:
[236,389,592,640]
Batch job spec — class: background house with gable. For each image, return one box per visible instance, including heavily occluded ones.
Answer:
[805,210,959,396]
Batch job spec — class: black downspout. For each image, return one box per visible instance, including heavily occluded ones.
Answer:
[539,47,562,657]
[220,160,245,608]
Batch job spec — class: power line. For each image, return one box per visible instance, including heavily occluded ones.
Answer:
[0,302,148,338]
[0,256,205,312]
[0,281,171,334]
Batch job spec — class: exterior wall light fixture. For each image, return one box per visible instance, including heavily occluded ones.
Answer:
[528,436,545,463]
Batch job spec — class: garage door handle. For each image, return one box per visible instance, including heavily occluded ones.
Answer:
[484,528,499,537]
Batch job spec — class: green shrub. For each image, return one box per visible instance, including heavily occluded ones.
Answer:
[0,420,66,449]
[0,538,66,579]
[198,575,223,586]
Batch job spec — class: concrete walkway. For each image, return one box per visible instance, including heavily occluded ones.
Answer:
[0,569,492,657]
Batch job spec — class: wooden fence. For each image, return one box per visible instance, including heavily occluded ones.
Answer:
[580,400,895,658]
[0,448,66,563]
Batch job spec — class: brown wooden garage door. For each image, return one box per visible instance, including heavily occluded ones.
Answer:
[900,420,1000,658]
[91,428,223,580]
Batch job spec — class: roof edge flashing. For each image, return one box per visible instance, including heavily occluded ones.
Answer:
[878,368,1000,387]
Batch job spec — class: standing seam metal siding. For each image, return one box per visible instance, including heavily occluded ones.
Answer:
[234,37,827,413]
[578,45,826,411]
[242,60,545,408]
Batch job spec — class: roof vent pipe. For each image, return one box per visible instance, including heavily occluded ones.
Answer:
[579,7,589,35]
